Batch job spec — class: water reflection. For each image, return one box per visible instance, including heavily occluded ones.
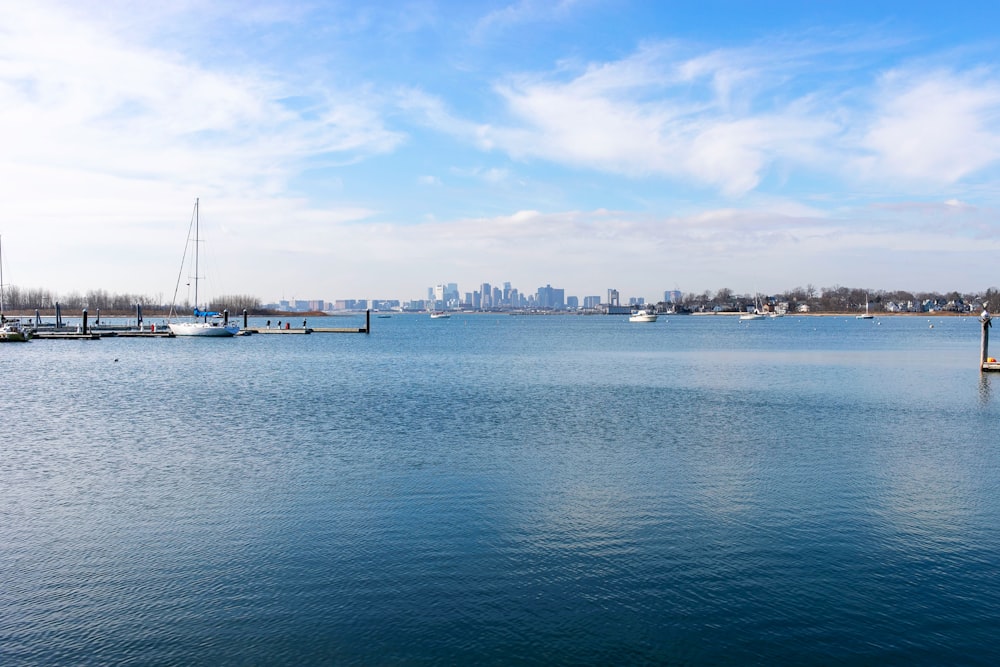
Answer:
[979,372,993,405]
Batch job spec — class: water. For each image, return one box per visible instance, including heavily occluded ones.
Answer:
[3,314,999,665]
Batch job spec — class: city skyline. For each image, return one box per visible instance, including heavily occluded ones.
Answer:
[2,2,1000,302]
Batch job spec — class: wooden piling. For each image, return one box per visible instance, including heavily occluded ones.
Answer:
[982,310,1000,372]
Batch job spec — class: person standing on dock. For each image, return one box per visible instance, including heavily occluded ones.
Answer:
[266,319,271,329]
[302,319,307,328]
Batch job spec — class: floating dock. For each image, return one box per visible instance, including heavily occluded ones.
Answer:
[32,332,101,340]
[248,311,370,335]
[22,310,371,341]
[249,328,311,334]
[111,330,175,338]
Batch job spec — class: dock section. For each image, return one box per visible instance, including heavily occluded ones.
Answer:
[33,331,101,340]
[249,328,311,334]
[245,310,370,335]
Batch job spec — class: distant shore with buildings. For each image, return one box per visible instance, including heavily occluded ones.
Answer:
[2,283,997,318]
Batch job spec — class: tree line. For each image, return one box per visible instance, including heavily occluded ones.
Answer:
[0,286,264,314]
[677,285,1000,313]
[3,284,999,315]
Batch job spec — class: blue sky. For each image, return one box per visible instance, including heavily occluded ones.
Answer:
[2,1,1000,304]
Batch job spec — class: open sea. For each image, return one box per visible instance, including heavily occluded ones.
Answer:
[2,313,1000,665]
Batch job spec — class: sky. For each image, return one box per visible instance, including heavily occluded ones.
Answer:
[2,0,1000,305]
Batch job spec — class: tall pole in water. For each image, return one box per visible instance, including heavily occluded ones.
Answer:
[982,306,992,368]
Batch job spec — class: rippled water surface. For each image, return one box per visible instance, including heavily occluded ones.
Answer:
[3,314,1000,665]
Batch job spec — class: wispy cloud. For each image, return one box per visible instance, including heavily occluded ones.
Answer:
[439,38,1000,198]
[473,0,585,39]
[0,3,402,203]
[856,67,1000,185]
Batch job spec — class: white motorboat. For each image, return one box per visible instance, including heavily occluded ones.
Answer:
[430,311,451,319]
[629,310,658,322]
[0,317,30,342]
[168,199,239,337]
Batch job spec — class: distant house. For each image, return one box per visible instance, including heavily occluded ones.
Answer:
[796,304,810,313]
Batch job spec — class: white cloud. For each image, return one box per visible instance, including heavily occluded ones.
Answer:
[473,0,584,39]
[0,3,402,203]
[857,68,1000,185]
[478,43,838,196]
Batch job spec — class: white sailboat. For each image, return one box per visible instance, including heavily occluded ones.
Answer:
[857,295,874,320]
[739,292,766,320]
[168,199,239,337]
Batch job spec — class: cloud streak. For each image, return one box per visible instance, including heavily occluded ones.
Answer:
[467,41,1000,197]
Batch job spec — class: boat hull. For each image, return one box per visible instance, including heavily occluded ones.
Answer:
[0,321,31,341]
[629,314,658,322]
[169,322,239,337]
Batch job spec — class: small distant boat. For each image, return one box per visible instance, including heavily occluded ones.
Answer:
[430,312,451,319]
[0,235,30,342]
[740,291,766,320]
[168,199,239,337]
[857,295,874,320]
[629,310,658,322]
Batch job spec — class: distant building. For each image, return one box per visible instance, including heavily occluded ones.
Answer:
[332,299,368,311]
[536,284,565,309]
[583,296,601,309]
[566,296,579,310]
[664,290,682,304]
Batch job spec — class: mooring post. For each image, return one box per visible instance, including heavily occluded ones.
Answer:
[224,309,229,326]
[55,302,62,328]
[366,309,370,334]
[82,309,88,335]
[243,309,248,329]
[982,306,992,368]
[96,308,100,325]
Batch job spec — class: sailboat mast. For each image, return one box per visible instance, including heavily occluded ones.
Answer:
[0,234,5,317]
[193,198,199,310]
